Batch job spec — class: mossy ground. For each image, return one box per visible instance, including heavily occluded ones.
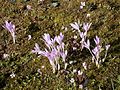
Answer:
[0,0,120,90]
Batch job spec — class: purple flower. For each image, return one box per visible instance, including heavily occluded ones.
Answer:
[42,33,55,49]
[92,47,98,56]
[32,43,41,54]
[55,33,64,44]
[83,23,92,32]
[3,21,16,44]
[79,32,84,38]
[84,39,90,49]
[70,22,80,31]
[92,45,101,59]
[79,32,85,50]
[42,49,56,72]
[60,50,67,62]
[94,36,100,45]
[3,21,15,33]
[43,49,55,61]
[32,33,67,73]
[43,33,51,44]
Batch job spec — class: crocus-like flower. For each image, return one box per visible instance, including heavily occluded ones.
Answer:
[70,22,80,32]
[79,32,84,39]
[32,43,41,54]
[83,35,110,68]
[60,50,67,62]
[83,23,92,32]
[42,33,55,49]
[92,46,101,57]
[94,36,100,45]
[54,33,64,44]
[59,43,67,62]
[84,39,90,49]
[3,21,16,44]
[79,31,89,50]
[92,36,101,61]
[70,22,91,51]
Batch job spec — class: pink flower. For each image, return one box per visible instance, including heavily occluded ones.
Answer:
[83,23,92,32]
[54,33,64,44]
[3,21,16,44]
[32,33,67,73]
[84,39,90,49]
[70,22,80,31]
[32,43,41,54]
[94,36,100,45]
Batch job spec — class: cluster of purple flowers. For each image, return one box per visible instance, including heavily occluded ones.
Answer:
[2,20,110,72]
[84,36,110,68]
[32,33,67,73]
[70,22,92,50]
[71,22,110,68]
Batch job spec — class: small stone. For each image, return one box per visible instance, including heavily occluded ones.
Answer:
[78,70,83,75]
[10,73,15,78]
[79,84,83,89]
[28,35,32,40]
[41,66,45,69]
[73,35,77,39]
[73,69,77,73]
[86,14,91,17]
[26,5,32,10]
[70,78,75,83]
[64,63,68,70]
[69,61,73,64]
[73,47,77,50]
[51,2,60,7]
[3,54,9,59]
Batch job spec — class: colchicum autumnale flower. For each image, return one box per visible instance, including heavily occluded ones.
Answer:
[70,22,80,32]
[32,33,67,73]
[3,21,16,44]
[70,22,110,68]
[71,22,92,50]
[84,36,110,68]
